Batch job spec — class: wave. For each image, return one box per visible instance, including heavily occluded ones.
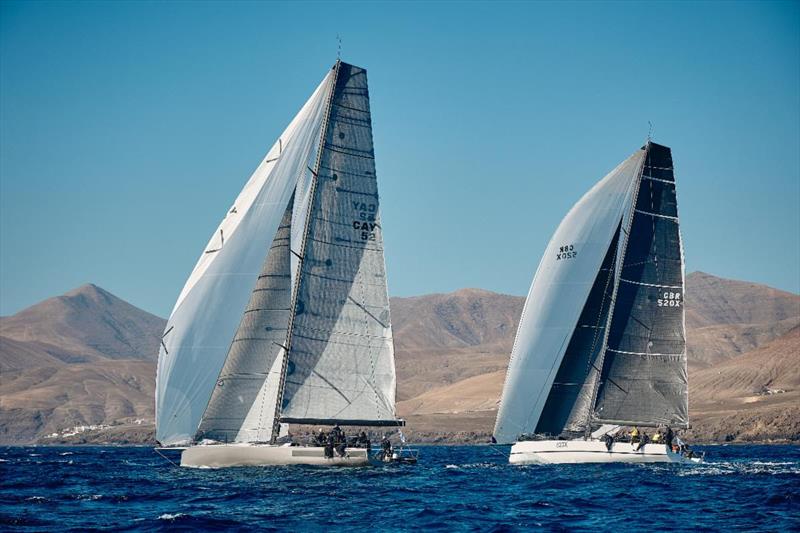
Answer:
[158,513,186,521]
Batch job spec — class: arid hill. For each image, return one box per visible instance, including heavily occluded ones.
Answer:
[0,272,797,444]
[391,288,523,400]
[395,272,800,442]
[685,271,799,328]
[0,283,164,366]
[684,271,800,369]
[0,284,163,442]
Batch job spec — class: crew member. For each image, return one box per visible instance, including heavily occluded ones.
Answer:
[332,424,344,445]
[636,432,649,451]
[380,434,393,461]
[324,432,335,459]
[652,429,663,443]
[629,426,640,444]
[603,433,614,452]
[665,426,674,448]
[336,439,347,458]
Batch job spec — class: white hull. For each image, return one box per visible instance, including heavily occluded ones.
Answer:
[181,444,371,468]
[509,439,702,465]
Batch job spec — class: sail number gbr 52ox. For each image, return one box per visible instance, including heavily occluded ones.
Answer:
[494,141,702,464]
[155,61,403,467]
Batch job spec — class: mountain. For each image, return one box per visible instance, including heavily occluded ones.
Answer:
[391,289,523,400]
[392,288,525,351]
[0,285,164,443]
[685,271,799,328]
[0,360,155,443]
[687,326,800,442]
[395,272,800,441]
[0,272,797,444]
[0,283,165,366]
[684,272,800,369]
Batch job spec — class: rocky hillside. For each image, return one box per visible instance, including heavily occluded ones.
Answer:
[0,284,163,442]
[0,283,164,367]
[391,288,524,401]
[395,272,800,442]
[0,272,798,444]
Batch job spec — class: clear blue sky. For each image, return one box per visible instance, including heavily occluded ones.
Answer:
[1,1,798,317]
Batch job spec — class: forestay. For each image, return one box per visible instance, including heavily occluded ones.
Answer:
[279,63,398,425]
[593,143,688,428]
[155,71,334,446]
[493,149,645,444]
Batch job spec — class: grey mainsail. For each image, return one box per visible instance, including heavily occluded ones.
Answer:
[593,142,688,428]
[279,62,398,427]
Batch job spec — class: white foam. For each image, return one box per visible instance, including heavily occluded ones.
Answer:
[158,513,186,520]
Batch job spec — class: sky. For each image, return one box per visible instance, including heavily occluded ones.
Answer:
[1,1,798,317]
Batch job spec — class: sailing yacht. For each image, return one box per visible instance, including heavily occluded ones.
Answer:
[494,141,702,464]
[155,60,404,467]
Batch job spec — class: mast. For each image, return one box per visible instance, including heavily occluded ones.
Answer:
[582,143,648,434]
[269,61,341,443]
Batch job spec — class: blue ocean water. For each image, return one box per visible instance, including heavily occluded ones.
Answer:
[1,445,798,531]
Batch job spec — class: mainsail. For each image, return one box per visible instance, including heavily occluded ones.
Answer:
[592,143,688,428]
[493,142,687,444]
[156,61,400,447]
[278,63,398,427]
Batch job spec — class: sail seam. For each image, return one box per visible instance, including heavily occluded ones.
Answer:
[332,102,369,113]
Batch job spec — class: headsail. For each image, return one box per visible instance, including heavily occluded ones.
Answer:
[278,62,398,427]
[493,149,645,444]
[155,70,334,446]
[195,200,294,443]
[534,222,622,435]
[592,142,688,428]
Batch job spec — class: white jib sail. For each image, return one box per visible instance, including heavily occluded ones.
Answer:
[155,70,334,446]
[493,149,645,444]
